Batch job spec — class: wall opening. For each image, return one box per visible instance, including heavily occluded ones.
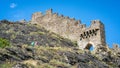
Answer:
[85,44,94,51]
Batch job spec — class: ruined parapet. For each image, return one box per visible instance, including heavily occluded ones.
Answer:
[78,20,106,51]
[53,13,58,18]
[46,9,53,15]
[31,9,83,40]
[79,24,86,29]
[31,9,107,51]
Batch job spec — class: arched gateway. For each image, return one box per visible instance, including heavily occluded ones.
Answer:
[77,20,106,51]
[85,43,94,50]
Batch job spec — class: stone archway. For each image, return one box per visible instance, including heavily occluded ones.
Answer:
[85,43,94,51]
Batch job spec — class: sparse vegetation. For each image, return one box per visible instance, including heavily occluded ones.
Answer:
[0,38,10,48]
[0,20,120,68]
[0,61,16,68]
[49,59,71,67]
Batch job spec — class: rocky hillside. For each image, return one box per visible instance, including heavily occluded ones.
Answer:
[0,20,75,47]
[0,20,120,68]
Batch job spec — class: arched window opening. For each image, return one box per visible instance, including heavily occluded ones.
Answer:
[85,44,94,51]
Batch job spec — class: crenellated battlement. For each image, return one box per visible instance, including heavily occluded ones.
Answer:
[31,9,80,27]
[31,9,107,51]
[46,9,53,15]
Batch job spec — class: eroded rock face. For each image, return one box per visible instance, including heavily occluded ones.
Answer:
[65,52,109,68]
[0,45,119,68]
[0,46,110,68]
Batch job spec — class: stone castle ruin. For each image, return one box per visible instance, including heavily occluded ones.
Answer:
[31,9,107,51]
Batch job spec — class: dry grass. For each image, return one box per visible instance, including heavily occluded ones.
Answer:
[49,59,71,67]
[22,59,39,67]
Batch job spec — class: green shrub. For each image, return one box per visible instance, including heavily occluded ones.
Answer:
[0,38,10,48]
[0,63,13,68]
[0,62,16,68]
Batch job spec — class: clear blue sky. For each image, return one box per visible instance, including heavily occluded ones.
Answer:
[0,0,120,48]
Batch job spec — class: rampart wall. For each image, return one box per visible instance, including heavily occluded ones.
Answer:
[31,9,106,50]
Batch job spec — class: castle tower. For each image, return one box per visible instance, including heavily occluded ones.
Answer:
[77,20,106,50]
[31,9,107,51]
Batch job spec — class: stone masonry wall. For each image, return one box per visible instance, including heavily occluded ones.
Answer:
[31,9,106,50]
[32,9,85,41]
[78,20,106,50]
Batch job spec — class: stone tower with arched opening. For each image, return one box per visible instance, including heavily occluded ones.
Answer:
[77,20,106,51]
[31,9,107,51]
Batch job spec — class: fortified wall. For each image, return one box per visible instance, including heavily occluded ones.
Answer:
[31,9,107,51]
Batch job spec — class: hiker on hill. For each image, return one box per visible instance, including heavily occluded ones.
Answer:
[31,41,38,46]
